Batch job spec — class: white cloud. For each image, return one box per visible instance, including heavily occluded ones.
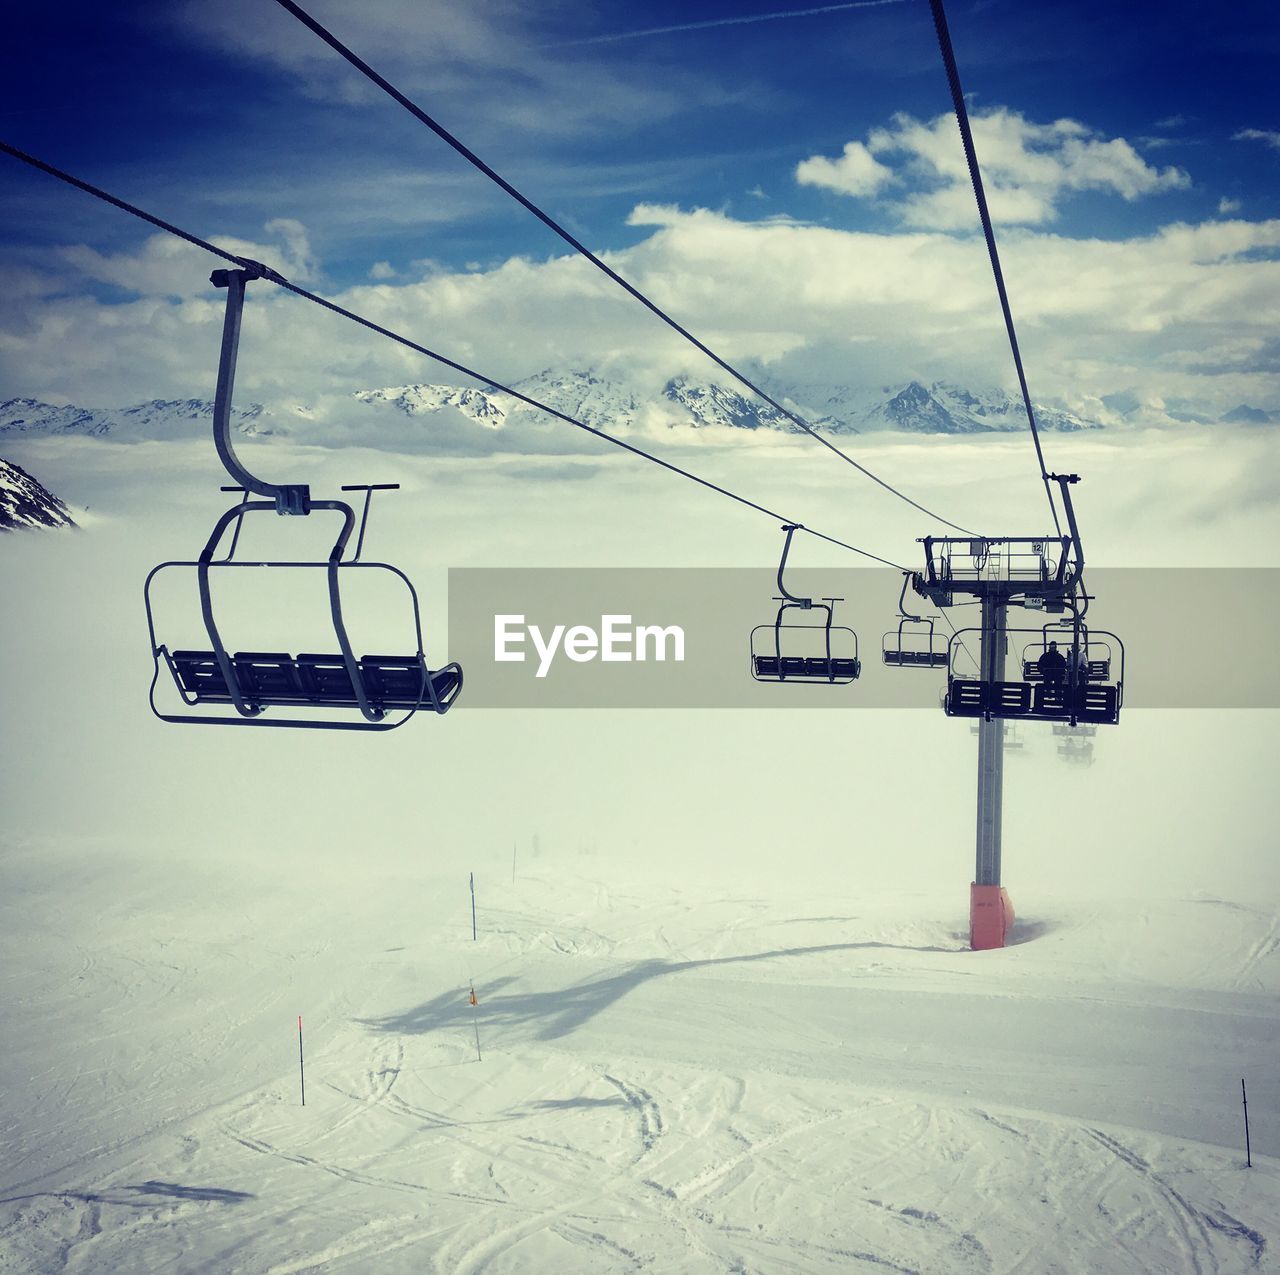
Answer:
[1233,128,1280,150]
[369,261,397,281]
[3,206,1278,434]
[798,108,1190,229]
[56,220,318,299]
[1219,197,1242,215]
[171,0,740,142]
[795,141,894,198]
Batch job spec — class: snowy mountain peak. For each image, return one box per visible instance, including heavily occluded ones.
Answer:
[354,383,510,427]
[847,379,1098,435]
[1,372,1109,450]
[0,456,77,531]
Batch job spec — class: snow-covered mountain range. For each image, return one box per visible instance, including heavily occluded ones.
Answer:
[0,457,77,531]
[353,370,1097,435]
[0,397,271,442]
[1,371,1272,448]
[352,369,841,435]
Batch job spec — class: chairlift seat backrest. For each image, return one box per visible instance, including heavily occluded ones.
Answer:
[171,650,231,700]
[1077,684,1119,723]
[361,655,424,706]
[361,655,460,708]
[991,682,1032,713]
[947,680,985,715]
[946,679,1032,716]
[885,649,948,668]
[1033,683,1069,714]
[1023,658,1109,683]
[297,653,359,704]
[236,652,307,703]
[750,652,860,684]
[164,649,460,712]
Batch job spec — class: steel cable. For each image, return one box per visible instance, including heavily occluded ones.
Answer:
[0,138,911,570]
[269,0,980,538]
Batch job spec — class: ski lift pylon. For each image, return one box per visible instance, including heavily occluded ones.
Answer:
[143,264,461,729]
[750,524,860,684]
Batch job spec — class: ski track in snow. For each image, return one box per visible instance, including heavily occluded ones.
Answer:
[0,876,1276,1274]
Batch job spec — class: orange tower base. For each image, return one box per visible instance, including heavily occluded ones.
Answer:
[970,883,1015,950]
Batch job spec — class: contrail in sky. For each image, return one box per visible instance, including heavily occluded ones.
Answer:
[551,0,906,49]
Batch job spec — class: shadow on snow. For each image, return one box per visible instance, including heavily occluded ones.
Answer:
[364,938,964,1043]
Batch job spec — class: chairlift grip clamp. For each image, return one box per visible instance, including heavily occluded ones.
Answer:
[209,258,288,288]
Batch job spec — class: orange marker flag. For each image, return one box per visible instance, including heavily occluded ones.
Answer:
[468,983,478,1006]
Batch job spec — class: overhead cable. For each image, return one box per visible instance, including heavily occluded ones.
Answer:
[0,139,909,570]
[927,0,1063,537]
[269,0,980,539]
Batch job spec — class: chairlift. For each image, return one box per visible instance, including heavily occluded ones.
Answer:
[1021,619,1111,683]
[144,264,461,730]
[942,622,1123,727]
[968,720,1025,751]
[750,524,860,684]
[1052,721,1097,739]
[1057,736,1095,766]
[882,573,948,669]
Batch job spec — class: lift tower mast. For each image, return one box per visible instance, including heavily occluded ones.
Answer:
[913,475,1088,949]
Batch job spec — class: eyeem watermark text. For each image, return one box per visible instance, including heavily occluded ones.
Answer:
[494,614,686,678]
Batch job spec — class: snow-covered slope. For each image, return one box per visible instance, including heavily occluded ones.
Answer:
[0,456,76,531]
[0,847,1275,1275]
[0,428,1276,1273]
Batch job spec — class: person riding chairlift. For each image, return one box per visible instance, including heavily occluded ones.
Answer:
[1036,640,1067,685]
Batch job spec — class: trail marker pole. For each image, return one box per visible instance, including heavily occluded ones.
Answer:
[1242,1078,1252,1168]
[469,983,482,1062]
[298,1015,306,1107]
[470,871,477,941]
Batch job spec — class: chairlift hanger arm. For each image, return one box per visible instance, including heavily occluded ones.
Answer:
[210,267,310,515]
[775,524,813,608]
[1049,473,1089,615]
[897,571,924,622]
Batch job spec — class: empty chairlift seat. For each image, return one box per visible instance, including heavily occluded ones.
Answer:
[166,650,461,713]
[749,525,861,687]
[751,652,861,682]
[884,647,949,668]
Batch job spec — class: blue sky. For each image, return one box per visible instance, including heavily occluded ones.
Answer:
[1,0,1277,416]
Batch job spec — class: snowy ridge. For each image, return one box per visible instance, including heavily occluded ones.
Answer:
[352,369,1094,435]
[0,397,269,443]
[0,852,1275,1274]
[6,373,1274,448]
[353,383,509,428]
[0,456,76,531]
